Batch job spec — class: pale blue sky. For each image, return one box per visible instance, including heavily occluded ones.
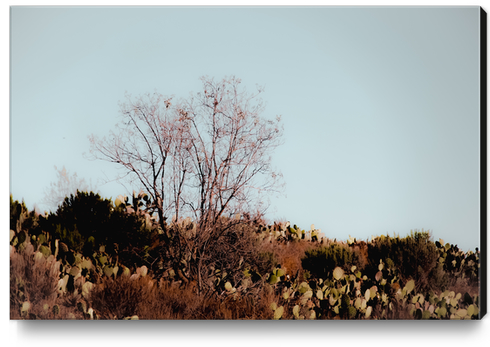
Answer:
[10,6,482,251]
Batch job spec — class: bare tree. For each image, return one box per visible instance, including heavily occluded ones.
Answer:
[176,77,284,289]
[89,92,184,238]
[180,77,284,227]
[41,166,93,211]
[89,76,284,291]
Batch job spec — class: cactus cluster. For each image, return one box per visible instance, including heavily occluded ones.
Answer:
[262,261,481,320]
[255,222,326,243]
[255,229,481,320]
[435,238,479,286]
[10,193,481,320]
[10,195,162,320]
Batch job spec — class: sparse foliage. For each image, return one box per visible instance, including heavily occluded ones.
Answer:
[89,76,283,229]
[10,195,481,320]
[89,76,284,291]
[41,166,94,211]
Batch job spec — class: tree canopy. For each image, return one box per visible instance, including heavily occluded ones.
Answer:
[89,76,284,233]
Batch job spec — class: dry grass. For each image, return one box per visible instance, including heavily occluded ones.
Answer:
[259,239,317,279]
[447,277,480,297]
[10,243,84,319]
[87,275,276,319]
[10,223,480,320]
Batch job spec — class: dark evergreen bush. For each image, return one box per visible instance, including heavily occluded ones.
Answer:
[39,191,157,270]
[301,243,359,279]
[10,195,42,238]
[366,231,439,291]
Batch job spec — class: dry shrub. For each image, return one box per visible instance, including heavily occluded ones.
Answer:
[199,220,263,283]
[88,274,156,319]
[88,274,275,319]
[447,277,480,297]
[349,241,369,270]
[10,243,60,319]
[198,285,275,320]
[259,239,317,279]
[10,242,86,320]
[88,275,203,319]
[137,280,202,319]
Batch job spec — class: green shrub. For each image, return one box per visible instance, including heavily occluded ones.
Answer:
[10,195,43,245]
[301,243,358,279]
[366,231,438,291]
[39,191,157,270]
[39,191,113,254]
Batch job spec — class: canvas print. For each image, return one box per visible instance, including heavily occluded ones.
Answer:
[10,6,486,320]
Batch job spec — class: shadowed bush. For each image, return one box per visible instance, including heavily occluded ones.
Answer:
[365,231,439,291]
[301,243,360,279]
[10,194,480,320]
[39,191,159,272]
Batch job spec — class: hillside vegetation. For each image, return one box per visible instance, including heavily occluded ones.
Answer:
[10,191,481,320]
